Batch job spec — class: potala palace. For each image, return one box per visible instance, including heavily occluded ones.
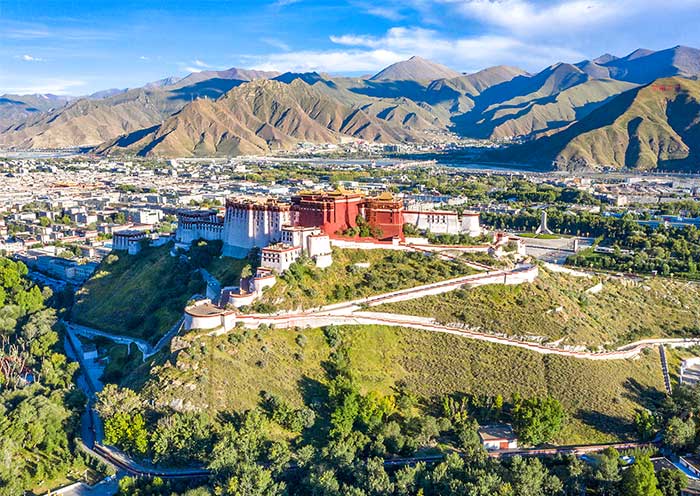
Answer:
[165,189,498,315]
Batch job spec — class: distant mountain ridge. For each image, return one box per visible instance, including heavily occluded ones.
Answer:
[3,46,700,171]
[370,56,461,81]
[0,67,281,149]
[492,76,700,171]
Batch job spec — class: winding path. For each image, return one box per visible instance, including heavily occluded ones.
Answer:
[64,317,184,360]
[200,263,700,361]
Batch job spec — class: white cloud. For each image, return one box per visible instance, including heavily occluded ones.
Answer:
[271,0,301,7]
[436,0,700,38]
[19,54,45,62]
[243,48,404,74]
[262,37,291,52]
[2,78,85,95]
[363,5,405,20]
[139,55,150,61]
[193,59,210,68]
[321,26,581,73]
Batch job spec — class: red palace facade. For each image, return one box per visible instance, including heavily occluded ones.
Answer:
[291,190,404,240]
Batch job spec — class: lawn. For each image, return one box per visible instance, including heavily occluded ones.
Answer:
[372,267,700,348]
[137,325,665,444]
[207,256,249,287]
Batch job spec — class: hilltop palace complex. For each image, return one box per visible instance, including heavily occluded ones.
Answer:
[174,189,482,269]
[113,189,506,328]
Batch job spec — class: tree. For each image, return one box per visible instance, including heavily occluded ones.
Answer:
[240,264,253,280]
[151,412,213,465]
[218,462,284,496]
[664,416,696,451]
[635,410,660,441]
[96,384,141,418]
[359,457,393,495]
[656,468,687,496]
[594,447,621,493]
[454,419,486,463]
[508,456,563,496]
[621,456,662,496]
[307,469,341,496]
[103,412,149,454]
[20,308,58,357]
[512,396,565,445]
[564,455,585,496]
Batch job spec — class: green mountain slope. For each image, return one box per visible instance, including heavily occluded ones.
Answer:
[141,324,664,444]
[497,76,700,170]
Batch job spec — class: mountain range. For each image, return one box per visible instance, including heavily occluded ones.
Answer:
[2,45,700,171]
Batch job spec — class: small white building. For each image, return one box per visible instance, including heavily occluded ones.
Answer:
[681,357,700,386]
[83,343,98,361]
[261,244,303,273]
[112,230,148,254]
[307,233,333,269]
[478,424,518,451]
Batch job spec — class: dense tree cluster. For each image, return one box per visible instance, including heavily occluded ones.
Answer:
[482,208,700,277]
[0,258,85,494]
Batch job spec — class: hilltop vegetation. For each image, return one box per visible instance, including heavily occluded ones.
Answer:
[99,322,667,495]
[72,244,203,344]
[373,267,700,348]
[252,248,475,313]
[136,324,663,445]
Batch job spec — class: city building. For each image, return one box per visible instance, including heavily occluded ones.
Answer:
[174,190,409,258]
[290,190,365,236]
[112,230,148,254]
[403,208,481,237]
[261,244,303,273]
[222,198,291,257]
[175,209,223,245]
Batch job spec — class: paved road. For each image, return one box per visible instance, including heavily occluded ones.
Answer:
[64,321,154,359]
[64,318,184,361]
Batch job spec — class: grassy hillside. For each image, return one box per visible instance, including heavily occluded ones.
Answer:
[253,248,475,312]
[373,267,700,348]
[72,245,204,343]
[138,325,664,445]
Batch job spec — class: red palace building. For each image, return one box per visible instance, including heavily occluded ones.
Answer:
[291,189,404,241]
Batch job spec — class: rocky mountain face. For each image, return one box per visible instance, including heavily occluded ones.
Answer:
[3,46,700,170]
[95,78,441,157]
[0,69,278,149]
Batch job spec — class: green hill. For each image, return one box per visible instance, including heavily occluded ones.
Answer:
[253,248,475,312]
[372,267,700,348]
[138,324,664,445]
[72,244,206,344]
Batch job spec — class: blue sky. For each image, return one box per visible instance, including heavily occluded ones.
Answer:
[1,0,700,95]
